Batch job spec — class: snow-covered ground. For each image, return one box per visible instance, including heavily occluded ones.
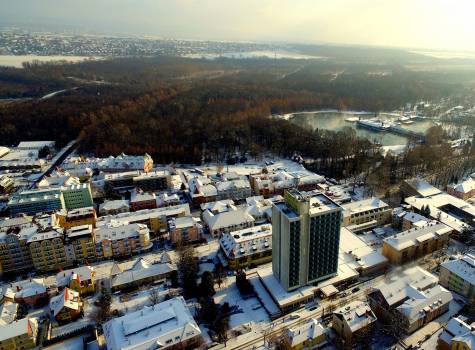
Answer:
[213,276,269,330]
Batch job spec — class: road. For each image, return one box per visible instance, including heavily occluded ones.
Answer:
[29,140,78,189]
[225,275,386,350]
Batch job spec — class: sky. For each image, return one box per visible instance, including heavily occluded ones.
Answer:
[1,0,475,52]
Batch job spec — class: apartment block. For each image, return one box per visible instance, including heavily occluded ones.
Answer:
[64,225,96,264]
[95,222,152,259]
[439,254,475,300]
[382,223,451,264]
[219,224,272,269]
[27,228,71,272]
[341,197,391,232]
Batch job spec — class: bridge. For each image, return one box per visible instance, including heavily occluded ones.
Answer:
[388,125,426,141]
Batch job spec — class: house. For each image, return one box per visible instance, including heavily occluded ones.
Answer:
[0,317,38,350]
[3,279,48,307]
[111,255,176,292]
[332,301,376,349]
[49,288,82,324]
[56,266,95,295]
[447,178,475,200]
[368,267,452,334]
[382,222,451,264]
[286,318,326,349]
[103,297,202,350]
[439,254,475,300]
[438,316,475,350]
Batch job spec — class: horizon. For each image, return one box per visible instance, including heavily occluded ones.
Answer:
[1,0,475,53]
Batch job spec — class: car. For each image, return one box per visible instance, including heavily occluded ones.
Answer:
[308,305,318,311]
[288,314,300,320]
[351,287,360,293]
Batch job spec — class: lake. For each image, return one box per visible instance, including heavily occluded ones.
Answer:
[289,111,437,146]
[0,55,99,68]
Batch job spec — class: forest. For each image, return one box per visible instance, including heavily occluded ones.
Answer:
[0,54,474,182]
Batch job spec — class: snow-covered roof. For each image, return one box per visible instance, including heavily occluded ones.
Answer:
[200,200,235,213]
[203,208,255,231]
[0,303,19,326]
[383,222,451,251]
[99,199,130,212]
[287,318,325,347]
[169,216,195,230]
[96,205,190,227]
[219,224,272,259]
[111,258,175,288]
[405,178,441,197]
[397,284,452,325]
[334,301,376,333]
[375,266,440,309]
[130,190,156,203]
[0,317,37,342]
[405,194,474,233]
[103,297,201,350]
[56,266,94,288]
[440,316,474,347]
[95,223,149,243]
[441,254,475,286]
[452,178,475,194]
[17,141,55,150]
[3,278,47,300]
[341,197,389,217]
[49,288,81,317]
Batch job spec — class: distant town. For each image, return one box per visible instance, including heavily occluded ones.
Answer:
[0,118,474,350]
[0,28,288,59]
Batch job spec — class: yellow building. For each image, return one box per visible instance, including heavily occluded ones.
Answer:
[56,266,95,295]
[53,207,96,229]
[95,223,152,259]
[0,317,38,350]
[382,223,451,264]
[341,197,392,231]
[27,228,71,272]
[65,225,96,263]
[95,204,190,236]
[0,225,36,275]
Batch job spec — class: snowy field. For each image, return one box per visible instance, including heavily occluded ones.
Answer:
[213,276,269,329]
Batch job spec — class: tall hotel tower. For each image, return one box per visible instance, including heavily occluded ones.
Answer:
[272,190,342,291]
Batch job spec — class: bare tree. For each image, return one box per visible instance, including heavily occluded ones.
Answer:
[149,288,160,305]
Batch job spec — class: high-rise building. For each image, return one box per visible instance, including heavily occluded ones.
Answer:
[272,190,342,292]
